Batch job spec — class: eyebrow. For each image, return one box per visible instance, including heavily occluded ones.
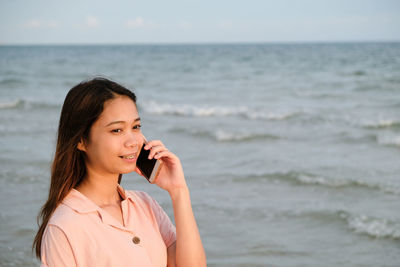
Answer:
[105,117,141,127]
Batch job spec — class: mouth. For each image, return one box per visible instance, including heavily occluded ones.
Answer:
[119,153,137,160]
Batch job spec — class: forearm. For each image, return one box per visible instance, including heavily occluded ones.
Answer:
[170,187,206,267]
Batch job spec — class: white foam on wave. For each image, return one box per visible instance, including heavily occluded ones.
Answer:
[377,135,400,146]
[214,130,279,142]
[142,101,249,117]
[296,174,347,187]
[247,110,301,120]
[170,127,280,142]
[0,99,62,111]
[340,212,400,239]
[379,184,400,195]
[362,119,400,129]
[0,99,22,109]
[291,173,400,195]
[141,100,300,121]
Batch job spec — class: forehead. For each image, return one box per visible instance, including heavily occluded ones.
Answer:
[98,96,138,122]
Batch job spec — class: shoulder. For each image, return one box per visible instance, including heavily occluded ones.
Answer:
[47,203,84,229]
[47,189,100,232]
[42,203,89,249]
[47,188,101,231]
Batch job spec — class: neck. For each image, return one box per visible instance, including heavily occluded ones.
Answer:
[75,169,122,207]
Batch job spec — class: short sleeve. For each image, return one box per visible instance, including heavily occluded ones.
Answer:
[148,197,177,248]
[41,225,76,267]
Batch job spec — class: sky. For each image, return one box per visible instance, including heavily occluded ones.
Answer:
[1,0,399,44]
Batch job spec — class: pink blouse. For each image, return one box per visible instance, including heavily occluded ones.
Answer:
[40,185,176,267]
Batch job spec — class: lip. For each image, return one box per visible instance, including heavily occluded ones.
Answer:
[119,153,137,163]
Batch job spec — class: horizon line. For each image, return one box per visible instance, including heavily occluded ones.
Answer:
[1,39,400,46]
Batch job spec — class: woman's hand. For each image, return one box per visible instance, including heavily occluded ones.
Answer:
[135,140,187,194]
[135,140,207,266]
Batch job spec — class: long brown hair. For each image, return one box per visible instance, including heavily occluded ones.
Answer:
[33,77,137,258]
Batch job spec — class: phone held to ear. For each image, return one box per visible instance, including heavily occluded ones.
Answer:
[136,143,163,183]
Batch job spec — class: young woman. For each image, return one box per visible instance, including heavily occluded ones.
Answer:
[32,78,206,266]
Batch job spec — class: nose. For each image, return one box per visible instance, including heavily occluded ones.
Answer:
[124,133,140,149]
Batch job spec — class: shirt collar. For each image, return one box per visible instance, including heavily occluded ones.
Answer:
[62,184,135,214]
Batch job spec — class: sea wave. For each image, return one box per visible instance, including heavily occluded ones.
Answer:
[171,128,280,142]
[140,101,301,121]
[339,211,400,240]
[284,210,400,240]
[140,101,248,117]
[0,99,23,109]
[362,119,400,129]
[377,135,400,147]
[0,99,60,110]
[0,77,26,86]
[214,130,280,142]
[352,70,367,76]
[273,209,400,240]
[233,171,400,195]
[170,127,280,142]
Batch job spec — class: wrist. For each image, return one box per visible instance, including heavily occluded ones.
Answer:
[168,186,190,201]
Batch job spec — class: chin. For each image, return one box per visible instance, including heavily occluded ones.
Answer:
[119,166,137,174]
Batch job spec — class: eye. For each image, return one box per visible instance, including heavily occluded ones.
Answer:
[133,124,142,130]
[111,129,122,133]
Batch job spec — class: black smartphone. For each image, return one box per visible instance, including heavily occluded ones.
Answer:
[136,143,163,183]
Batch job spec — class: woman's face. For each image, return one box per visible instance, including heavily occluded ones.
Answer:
[78,96,143,177]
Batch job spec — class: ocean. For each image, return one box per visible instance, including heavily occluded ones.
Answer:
[0,42,399,266]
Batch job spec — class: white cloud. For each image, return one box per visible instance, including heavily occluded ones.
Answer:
[85,15,99,28]
[24,19,41,29]
[22,19,60,29]
[125,17,160,30]
[125,17,144,29]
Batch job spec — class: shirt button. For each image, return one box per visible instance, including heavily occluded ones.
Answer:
[132,236,141,244]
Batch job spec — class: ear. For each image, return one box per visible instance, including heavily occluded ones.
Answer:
[77,138,87,152]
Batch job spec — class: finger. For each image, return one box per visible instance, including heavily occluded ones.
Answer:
[144,140,164,150]
[148,146,168,159]
[153,150,176,160]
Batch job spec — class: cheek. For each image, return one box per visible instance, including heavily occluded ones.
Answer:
[100,138,121,154]
[86,135,120,159]
[135,133,145,145]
